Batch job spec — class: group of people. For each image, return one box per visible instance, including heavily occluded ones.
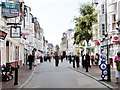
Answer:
[81,51,120,84]
[27,53,44,70]
[27,50,120,84]
[67,54,80,68]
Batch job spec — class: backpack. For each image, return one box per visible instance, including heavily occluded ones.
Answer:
[117,61,120,71]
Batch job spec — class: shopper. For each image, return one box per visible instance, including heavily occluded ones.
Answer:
[28,54,34,69]
[54,52,59,67]
[114,51,120,84]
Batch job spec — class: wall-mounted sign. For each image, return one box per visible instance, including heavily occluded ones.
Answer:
[10,26,21,38]
[2,2,20,18]
[112,35,120,42]
[0,30,7,40]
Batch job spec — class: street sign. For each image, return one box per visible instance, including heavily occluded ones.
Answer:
[99,62,107,70]
[2,2,20,18]
[102,70,108,76]
[0,30,7,40]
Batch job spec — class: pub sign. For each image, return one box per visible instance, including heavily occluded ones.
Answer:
[2,2,20,18]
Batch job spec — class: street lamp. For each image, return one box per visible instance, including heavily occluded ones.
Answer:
[105,34,111,81]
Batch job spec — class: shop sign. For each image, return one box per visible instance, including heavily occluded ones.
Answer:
[0,30,7,40]
[2,2,20,18]
[10,26,21,38]
[112,35,119,42]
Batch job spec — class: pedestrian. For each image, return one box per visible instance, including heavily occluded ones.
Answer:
[68,54,72,64]
[75,54,80,68]
[66,55,68,60]
[28,54,34,69]
[60,55,63,62]
[90,54,95,66]
[72,55,75,68]
[48,54,51,63]
[95,53,99,66]
[54,52,59,67]
[109,58,113,68]
[85,53,90,72]
[40,55,43,63]
[34,51,38,66]
[114,51,120,84]
[82,54,86,68]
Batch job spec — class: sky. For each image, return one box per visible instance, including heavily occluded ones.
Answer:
[24,0,90,46]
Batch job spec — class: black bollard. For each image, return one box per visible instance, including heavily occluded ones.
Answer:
[107,64,111,81]
[14,67,18,85]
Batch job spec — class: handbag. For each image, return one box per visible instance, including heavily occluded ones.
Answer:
[117,61,120,71]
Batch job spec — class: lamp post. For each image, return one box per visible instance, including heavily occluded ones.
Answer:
[105,34,111,81]
[104,0,111,81]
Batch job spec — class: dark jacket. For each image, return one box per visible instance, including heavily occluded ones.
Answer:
[28,54,34,63]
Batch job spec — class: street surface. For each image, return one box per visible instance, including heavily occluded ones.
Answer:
[23,59,110,89]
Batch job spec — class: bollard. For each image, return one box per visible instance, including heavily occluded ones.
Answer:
[14,67,18,85]
[107,64,111,81]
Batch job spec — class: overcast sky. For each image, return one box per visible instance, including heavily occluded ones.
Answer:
[24,0,90,46]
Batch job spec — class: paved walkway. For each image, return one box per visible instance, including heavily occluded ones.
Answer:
[2,64,36,89]
[1,61,120,89]
[69,65,120,90]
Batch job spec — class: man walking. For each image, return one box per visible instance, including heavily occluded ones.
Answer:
[85,53,90,72]
[76,55,80,68]
[28,54,34,69]
[54,52,59,67]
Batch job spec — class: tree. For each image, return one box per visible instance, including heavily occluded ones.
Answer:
[73,3,97,53]
[55,44,60,53]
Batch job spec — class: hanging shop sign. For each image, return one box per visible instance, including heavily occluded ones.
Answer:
[0,30,7,40]
[2,2,20,18]
[10,26,21,38]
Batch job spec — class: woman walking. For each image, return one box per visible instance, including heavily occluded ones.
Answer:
[114,51,120,84]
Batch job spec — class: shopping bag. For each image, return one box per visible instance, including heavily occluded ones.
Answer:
[117,61,120,71]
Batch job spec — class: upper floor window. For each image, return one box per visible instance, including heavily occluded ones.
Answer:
[101,4,104,14]
[102,24,105,35]
[112,14,116,22]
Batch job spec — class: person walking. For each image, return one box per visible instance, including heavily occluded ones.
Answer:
[60,55,63,62]
[68,54,72,64]
[54,52,59,67]
[95,53,99,66]
[114,51,120,84]
[28,54,34,69]
[75,55,80,68]
[85,53,90,72]
[72,55,75,68]
[90,54,95,66]
[40,55,43,63]
[82,54,86,68]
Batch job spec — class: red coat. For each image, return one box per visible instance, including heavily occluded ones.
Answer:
[90,55,94,59]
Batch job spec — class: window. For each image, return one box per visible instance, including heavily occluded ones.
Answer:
[112,14,116,22]
[101,4,104,14]
[102,24,105,35]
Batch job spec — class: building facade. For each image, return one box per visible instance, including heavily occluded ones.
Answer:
[0,0,45,67]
